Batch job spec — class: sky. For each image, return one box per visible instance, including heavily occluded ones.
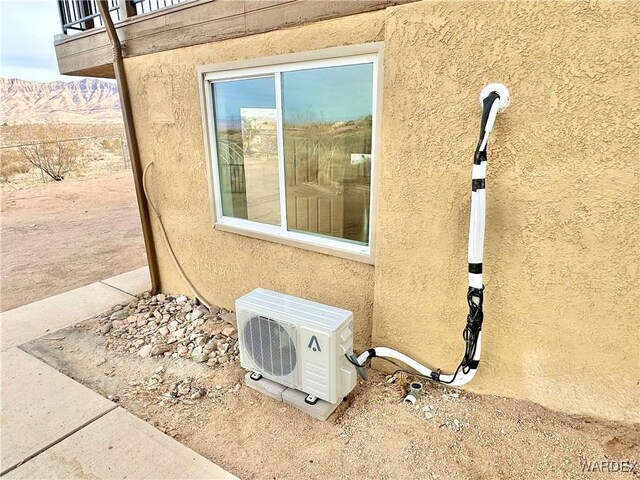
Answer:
[213,64,373,127]
[282,64,373,123]
[0,0,83,82]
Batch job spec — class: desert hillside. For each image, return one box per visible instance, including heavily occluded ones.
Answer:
[0,77,122,124]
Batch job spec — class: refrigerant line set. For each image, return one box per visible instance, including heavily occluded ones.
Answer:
[349,84,510,388]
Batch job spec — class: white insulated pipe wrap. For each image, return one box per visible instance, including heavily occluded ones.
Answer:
[356,84,508,387]
[356,335,482,387]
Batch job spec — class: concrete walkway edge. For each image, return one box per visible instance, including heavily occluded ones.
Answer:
[0,267,237,479]
[1,267,150,351]
[101,266,151,297]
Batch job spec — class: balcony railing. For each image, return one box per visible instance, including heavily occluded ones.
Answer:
[57,0,187,34]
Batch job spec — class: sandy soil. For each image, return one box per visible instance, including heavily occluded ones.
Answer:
[23,316,639,480]
[1,171,146,311]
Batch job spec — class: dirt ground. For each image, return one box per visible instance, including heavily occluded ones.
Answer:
[1,171,146,311]
[23,316,639,480]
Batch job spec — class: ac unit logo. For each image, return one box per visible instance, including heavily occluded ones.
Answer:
[307,335,322,352]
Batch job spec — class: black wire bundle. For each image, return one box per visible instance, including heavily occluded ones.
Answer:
[462,286,484,374]
[345,287,484,385]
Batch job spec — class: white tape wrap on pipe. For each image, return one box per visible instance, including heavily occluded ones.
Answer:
[353,84,508,388]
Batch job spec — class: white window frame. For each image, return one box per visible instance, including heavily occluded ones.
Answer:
[197,43,383,265]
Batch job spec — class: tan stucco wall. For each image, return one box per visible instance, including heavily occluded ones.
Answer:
[125,12,386,350]
[374,1,639,423]
[125,1,639,422]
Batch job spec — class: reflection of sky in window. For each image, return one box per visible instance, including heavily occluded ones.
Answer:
[212,63,373,129]
[213,76,276,131]
[282,64,373,124]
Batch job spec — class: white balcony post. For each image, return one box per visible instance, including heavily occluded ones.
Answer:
[118,0,137,20]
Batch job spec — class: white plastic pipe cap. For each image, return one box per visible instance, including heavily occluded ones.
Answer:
[480,83,510,113]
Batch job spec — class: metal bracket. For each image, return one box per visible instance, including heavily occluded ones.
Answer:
[304,394,319,405]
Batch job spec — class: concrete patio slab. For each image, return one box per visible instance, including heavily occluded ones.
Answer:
[0,348,116,475]
[4,407,238,479]
[1,281,133,351]
[101,266,150,296]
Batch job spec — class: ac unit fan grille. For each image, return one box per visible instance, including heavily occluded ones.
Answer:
[243,315,297,377]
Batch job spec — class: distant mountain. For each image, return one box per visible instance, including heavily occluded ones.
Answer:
[0,77,123,124]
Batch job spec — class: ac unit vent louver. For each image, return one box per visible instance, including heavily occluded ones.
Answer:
[243,315,297,378]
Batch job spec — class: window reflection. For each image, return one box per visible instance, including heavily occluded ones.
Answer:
[213,77,280,225]
[282,64,373,245]
[211,62,375,247]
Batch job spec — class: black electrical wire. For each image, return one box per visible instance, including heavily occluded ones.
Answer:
[344,353,365,368]
[345,352,466,385]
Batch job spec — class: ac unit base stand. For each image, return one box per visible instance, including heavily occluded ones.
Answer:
[244,372,340,421]
[244,371,287,401]
[281,387,340,421]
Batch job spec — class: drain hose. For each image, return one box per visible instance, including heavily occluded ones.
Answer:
[142,161,213,311]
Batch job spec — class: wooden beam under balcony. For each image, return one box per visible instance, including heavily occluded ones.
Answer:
[54,0,417,79]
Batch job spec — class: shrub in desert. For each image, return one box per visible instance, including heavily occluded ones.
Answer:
[15,123,86,181]
[100,136,122,153]
[0,148,31,182]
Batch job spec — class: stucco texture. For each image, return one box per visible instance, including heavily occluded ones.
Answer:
[374,1,639,422]
[124,1,639,422]
[125,11,386,350]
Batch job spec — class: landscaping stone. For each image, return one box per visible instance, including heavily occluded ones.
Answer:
[173,328,185,339]
[221,326,236,337]
[150,344,171,356]
[96,292,239,372]
[193,353,209,363]
[192,346,204,357]
[109,310,128,321]
[422,405,435,420]
[202,320,224,336]
[191,305,207,321]
[219,312,237,327]
[138,344,152,358]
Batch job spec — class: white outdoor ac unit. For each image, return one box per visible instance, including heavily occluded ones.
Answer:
[236,288,357,405]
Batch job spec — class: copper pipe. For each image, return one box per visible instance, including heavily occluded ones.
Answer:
[97,0,161,294]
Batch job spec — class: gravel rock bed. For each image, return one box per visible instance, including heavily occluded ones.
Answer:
[97,292,239,369]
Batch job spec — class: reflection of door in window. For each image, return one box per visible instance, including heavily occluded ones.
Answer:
[285,137,344,239]
[288,183,345,238]
[284,135,370,244]
[240,108,280,225]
